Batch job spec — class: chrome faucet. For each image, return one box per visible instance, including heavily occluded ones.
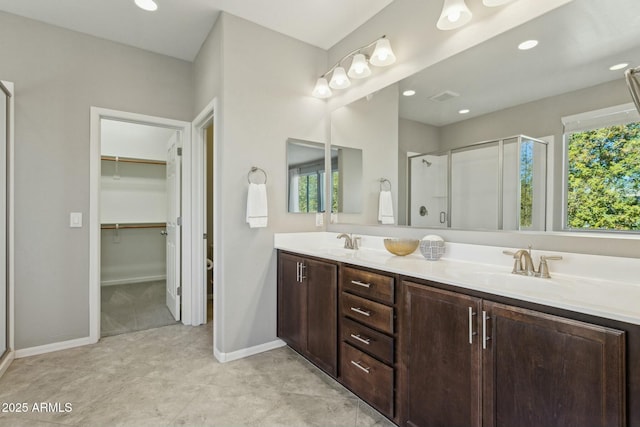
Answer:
[337,233,360,250]
[503,246,563,278]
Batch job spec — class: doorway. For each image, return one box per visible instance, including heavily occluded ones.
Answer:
[99,119,180,337]
[89,108,191,342]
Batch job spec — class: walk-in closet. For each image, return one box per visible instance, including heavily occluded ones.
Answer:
[100,119,179,337]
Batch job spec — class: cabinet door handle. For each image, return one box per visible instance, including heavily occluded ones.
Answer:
[350,360,370,374]
[482,311,491,349]
[295,262,300,283]
[350,307,371,317]
[351,280,371,288]
[300,263,306,281]
[468,307,477,344]
[350,333,371,345]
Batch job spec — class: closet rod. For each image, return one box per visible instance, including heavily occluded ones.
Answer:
[101,155,166,166]
[101,223,166,230]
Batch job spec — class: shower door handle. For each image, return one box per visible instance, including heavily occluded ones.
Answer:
[439,212,447,224]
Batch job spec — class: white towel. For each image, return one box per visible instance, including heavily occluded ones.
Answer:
[378,190,394,225]
[246,183,268,228]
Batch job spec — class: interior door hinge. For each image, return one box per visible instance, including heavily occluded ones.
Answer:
[177,286,181,296]
[177,216,182,226]
[177,147,182,156]
[203,233,208,239]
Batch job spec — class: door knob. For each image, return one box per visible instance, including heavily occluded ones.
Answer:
[160,230,168,236]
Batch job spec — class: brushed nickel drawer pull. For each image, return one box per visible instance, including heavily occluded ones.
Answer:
[350,360,370,374]
[350,333,371,345]
[482,311,491,350]
[468,307,477,344]
[351,280,371,288]
[350,307,371,317]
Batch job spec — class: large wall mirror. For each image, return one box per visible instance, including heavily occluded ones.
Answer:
[329,0,640,232]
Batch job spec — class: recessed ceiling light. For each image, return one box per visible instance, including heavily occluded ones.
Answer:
[403,90,416,97]
[518,40,538,50]
[135,0,158,11]
[459,109,470,114]
[609,63,629,71]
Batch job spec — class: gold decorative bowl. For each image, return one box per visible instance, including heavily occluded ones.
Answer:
[383,238,419,256]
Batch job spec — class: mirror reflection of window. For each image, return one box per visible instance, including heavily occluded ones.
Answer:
[287,139,326,214]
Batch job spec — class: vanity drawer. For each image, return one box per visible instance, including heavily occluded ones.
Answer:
[341,342,394,418]
[341,292,394,334]
[342,317,394,365]
[342,266,394,304]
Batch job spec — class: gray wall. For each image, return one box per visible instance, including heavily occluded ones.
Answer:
[0,11,193,349]
[193,13,328,354]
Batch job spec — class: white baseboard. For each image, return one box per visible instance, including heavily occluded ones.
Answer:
[101,275,166,286]
[15,336,96,358]
[0,351,15,378]
[214,339,286,363]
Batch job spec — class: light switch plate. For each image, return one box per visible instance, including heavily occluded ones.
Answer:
[70,212,82,228]
[315,212,323,227]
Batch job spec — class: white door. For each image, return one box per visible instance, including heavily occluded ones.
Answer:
[166,131,181,320]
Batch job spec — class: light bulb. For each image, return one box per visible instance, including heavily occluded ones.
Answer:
[312,78,332,99]
[348,54,372,79]
[437,0,472,30]
[329,67,351,89]
[370,38,396,67]
[448,10,461,22]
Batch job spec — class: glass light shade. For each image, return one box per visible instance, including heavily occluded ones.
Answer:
[329,67,351,89]
[483,0,514,6]
[437,0,472,30]
[135,0,158,11]
[312,78,332,98]
[348,54,372,79]
[370,38,396,67]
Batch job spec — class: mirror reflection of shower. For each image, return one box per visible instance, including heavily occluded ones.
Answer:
[408,135,547,231]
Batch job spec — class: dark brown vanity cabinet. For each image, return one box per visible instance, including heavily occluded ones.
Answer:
[401,281,626,427]
[277,251,338,376]
[339,266,397,419]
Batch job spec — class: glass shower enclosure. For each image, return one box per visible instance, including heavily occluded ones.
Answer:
[409,135,547,231]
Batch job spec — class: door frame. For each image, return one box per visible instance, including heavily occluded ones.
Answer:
[191,98,222,356]
[89,107,192,342]
[0,80,15,377]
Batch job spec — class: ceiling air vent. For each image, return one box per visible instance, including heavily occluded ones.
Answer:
[429,90,460,102]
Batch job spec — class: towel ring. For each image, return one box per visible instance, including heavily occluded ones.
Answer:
[247,166,268,184]
[379,178,391,191]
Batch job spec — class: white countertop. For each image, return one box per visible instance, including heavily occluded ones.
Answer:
[274,232,640,326]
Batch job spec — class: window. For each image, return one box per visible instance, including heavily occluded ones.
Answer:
[563,104,640,231]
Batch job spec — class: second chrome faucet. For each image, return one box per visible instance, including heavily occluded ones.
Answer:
[337,233,361,250]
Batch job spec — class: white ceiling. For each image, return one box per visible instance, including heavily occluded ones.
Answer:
[0,0,393,61]
[398,0,640,127]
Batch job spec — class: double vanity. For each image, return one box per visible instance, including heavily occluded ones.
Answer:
[275,232,640,427]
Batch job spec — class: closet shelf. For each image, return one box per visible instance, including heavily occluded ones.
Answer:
[101,222,166,230]
[101,155,166,166]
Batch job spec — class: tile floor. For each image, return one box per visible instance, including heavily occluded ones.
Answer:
[101,281,179,337]
[0,322,395,426]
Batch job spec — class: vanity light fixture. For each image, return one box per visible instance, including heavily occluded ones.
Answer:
[437,0,473,31]
[312,35,396,99]
[610,63,630,71]
[403,90,416,97]
[459,108,470,114]
[134,0,158,11]
[518,40,539,50]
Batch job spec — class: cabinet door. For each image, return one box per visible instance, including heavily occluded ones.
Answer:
[401,282,482,427]
[277,253,306,352]
[306,258,338,376]
[483,301,625,427]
